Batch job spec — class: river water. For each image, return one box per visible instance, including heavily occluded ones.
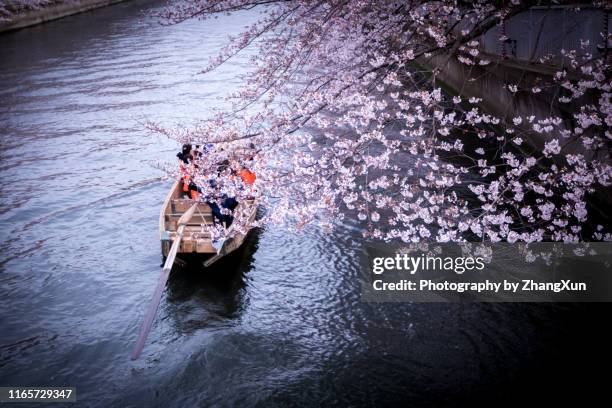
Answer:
[0,1,609,407]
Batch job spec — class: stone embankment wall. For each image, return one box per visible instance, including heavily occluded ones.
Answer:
[420,5,609,162]
[0,0,128,33]
[419,5,610,206]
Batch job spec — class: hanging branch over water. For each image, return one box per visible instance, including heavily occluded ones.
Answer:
[154,0,612,243]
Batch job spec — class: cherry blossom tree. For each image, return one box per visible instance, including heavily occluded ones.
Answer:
[153,0,611,243]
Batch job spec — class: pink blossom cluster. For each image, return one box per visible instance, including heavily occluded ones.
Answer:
[153,0,611,243]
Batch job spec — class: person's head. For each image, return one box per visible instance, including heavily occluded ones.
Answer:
[182,144,192,155]
[177,152,189,164]
[217,160,229,175]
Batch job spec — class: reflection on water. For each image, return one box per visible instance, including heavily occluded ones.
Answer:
[165,227,260,333]
[0,1,610,407]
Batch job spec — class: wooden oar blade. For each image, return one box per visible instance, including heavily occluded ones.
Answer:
[131,265,172,360]
[131,203,198,360]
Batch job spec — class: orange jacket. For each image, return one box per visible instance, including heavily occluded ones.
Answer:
[182,175,191,192]
[239,169,256,185]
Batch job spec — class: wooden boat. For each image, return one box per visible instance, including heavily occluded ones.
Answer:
[159,180,257,267]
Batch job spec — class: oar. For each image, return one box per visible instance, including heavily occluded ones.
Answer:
[131,202,199,360]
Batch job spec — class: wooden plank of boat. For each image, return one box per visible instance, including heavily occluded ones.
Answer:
[203,203,255,267]
[159,180,257,265]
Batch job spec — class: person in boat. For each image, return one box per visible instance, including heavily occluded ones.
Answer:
[178,143,204,200]
[204,177,225,226]
[191,145,204,162]
[239,163,256,185]
[206,195,237,227]
[217,163,240,226]
[181,143,192,161]
[198,164,233,227]
[237,155,257,200]
[177,144,255,227]
[177,149,191,199]
[212,157,256,226]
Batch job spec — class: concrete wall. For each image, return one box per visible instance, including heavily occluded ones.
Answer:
[420,54,567,150]
[0,0,128,33]
[418,4,609,163]
[418,50,611,207]
[481,6,610,66]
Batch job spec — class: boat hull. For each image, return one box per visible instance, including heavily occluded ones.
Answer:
[159,181,257,264]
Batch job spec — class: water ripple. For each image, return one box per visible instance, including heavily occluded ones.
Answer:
[0,1,599,406]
